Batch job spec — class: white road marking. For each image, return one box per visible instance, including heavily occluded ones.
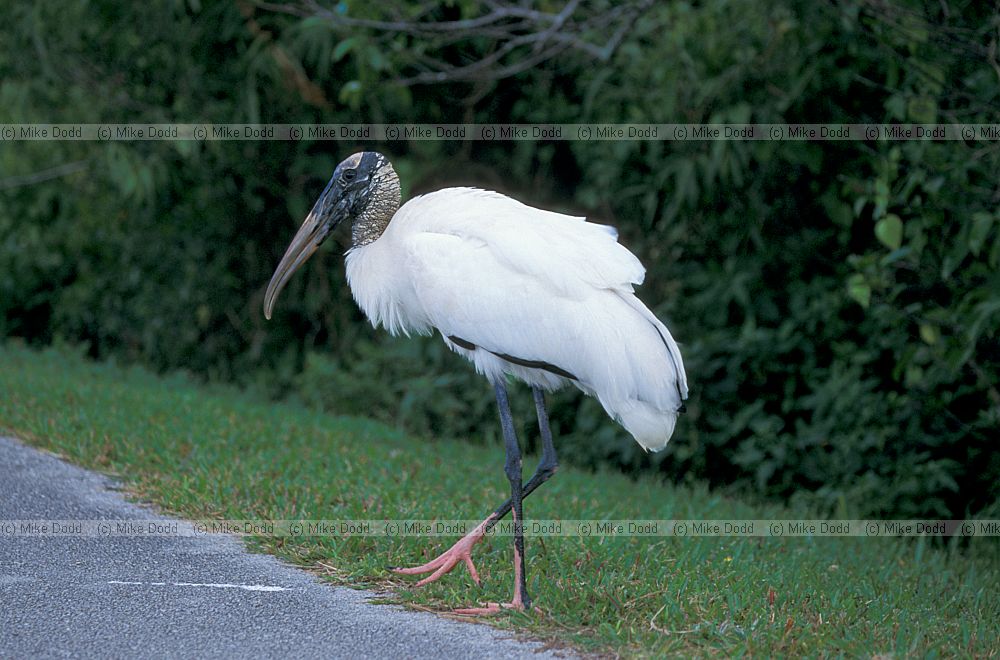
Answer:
[108,580,288,592]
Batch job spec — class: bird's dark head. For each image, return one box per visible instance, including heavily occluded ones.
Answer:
[264,151,399,319]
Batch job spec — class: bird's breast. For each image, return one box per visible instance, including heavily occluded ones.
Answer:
[344,236,430,337]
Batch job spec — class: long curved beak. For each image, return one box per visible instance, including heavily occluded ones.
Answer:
[263,184,344,320]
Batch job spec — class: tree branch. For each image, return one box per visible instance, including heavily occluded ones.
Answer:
[254,0,655,86]
[0,160,89,191]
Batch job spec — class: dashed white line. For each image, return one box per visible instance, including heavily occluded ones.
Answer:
[108,580,289,592]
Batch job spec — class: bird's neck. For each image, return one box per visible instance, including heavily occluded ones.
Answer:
[352,164,401,247]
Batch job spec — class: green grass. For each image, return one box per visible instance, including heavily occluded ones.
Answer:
[1,342,997,657]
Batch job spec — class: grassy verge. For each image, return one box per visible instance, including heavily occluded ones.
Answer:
[1,342,997,656]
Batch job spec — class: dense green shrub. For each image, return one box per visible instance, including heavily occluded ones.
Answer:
[1,0,997,518]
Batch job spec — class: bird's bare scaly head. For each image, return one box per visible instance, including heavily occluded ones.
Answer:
[263,151,400,319]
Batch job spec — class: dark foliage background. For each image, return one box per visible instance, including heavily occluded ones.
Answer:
[1,0,998,518]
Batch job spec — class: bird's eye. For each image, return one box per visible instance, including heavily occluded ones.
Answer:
[342,169,357,182]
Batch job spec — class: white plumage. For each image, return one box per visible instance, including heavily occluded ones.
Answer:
[263,152,690,610]
[344,187,688,451]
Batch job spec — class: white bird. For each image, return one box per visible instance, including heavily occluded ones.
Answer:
[264,151,688,614]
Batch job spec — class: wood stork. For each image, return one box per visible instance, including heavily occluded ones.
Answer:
[264,151,688,614]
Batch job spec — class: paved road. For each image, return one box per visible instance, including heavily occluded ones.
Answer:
[0,436,564,659]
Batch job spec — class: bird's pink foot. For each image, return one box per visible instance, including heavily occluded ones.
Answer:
[452,540,530,615]
[391,516,494,587]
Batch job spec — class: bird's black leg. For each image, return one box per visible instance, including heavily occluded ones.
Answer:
[493,379,530,610]
[393,386,558,603]
[482,386,558,532]
[533,385,559,473]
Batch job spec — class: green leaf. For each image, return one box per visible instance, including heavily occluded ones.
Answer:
[301,17,330,30]
[847,274,871,308]
[367,47,386,71]
[338,80,362,107]
[942,236,970,279]
[968,212,994,256]
[908,95,937,123]
[880,246,912,266]
[919,324,939,345]
[885,93,907,120]
[873,179,890,219]
[875,214,903,250]
[332,37,357,62]
[853,195,868,218]
[923,176,945,194]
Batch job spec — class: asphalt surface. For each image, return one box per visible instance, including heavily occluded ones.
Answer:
[0,436,565,659]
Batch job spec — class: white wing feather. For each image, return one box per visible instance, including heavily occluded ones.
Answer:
[346,187,687,450]
[396,188,645,298]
